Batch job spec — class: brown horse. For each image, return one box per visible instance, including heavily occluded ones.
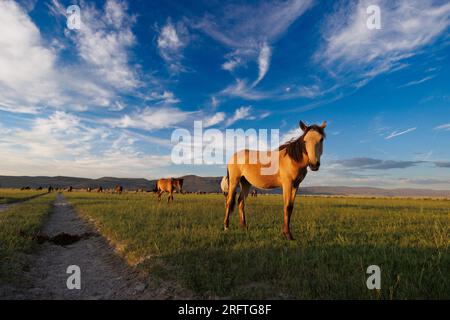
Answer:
[224,120,326,240]
[251,189,258,197]
[156,178,184,202]
[114,185,123,194]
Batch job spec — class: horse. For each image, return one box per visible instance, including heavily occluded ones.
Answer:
[114,185,123,194]
[220,176,229,198]
[251,189,258,197]
[155,178,184,202]
[96,187,103,193]
[224,120,326,240]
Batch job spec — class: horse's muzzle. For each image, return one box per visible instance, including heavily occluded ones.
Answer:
[309,163,320,171]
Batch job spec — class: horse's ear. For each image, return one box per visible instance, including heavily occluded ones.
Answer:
[299,121,308,132]
[321,121,327,129]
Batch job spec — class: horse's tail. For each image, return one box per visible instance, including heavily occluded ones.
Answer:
[152,182,158,193]
[225,168,237,211]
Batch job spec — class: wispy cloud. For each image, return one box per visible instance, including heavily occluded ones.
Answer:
[335,157,424,170]
[434,123,450,131]
[197,0,312,87]
[385,127,417,140]
[225,106,253,126]
[157,19,189,74]
[220,79,268,100]
[252,42,272,87]
[398,76,434,88]
[317,0,450,86]
[0,111,173,178]
[105,106,190,131]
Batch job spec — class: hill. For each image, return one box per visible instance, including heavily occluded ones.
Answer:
[0,175,449,197]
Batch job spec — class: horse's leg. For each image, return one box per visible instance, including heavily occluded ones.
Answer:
[157,190,162,201]
[282,183,297,240]
[224,176,239,231]
[238,179,251,229]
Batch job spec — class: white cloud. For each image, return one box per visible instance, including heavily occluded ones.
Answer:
[197,0,312,88]
[0,0,143,113]
[149,91,180,104]
[225,106,253,126]
[106,106,190,131]
[385,127,416,140]
[398,76,435,88]
[253,42,272,87]
[221,79,268,100]
[0,111,174,178]
[157,19,189,73]
[0,0,59,113]
[203,112,225,127]
[318,0,450,83]
[434,123,450,131]
[70,0,139,90]
[222,56,242,71]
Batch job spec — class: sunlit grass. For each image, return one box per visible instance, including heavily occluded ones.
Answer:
[0,193,56,283]
[0,189,47,205]
[65,192,449,299]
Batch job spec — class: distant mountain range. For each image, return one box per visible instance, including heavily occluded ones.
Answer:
[0,175,449,198]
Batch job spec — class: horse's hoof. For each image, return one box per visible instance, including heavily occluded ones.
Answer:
[224,226,229,232]
[240,224,248,230]
[283,232,295,241]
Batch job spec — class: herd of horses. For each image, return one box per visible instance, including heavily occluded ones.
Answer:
[18,121,326,240]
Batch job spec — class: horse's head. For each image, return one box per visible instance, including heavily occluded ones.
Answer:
[300,120,327,171]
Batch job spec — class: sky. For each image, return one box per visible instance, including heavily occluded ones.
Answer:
[0,0,449,189]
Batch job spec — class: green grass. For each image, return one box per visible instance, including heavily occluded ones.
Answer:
[0,189,47,205]
[0,193,56,283]
[65,192,449,299]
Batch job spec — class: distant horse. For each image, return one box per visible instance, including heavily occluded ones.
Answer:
[67,186,73,192]
[220,176,228,198]
[155,178,184,202]
[48,186,53,193]
[251,189,258,197]
[115,185,123,194]
[96,187,103,193]
[224,121,326,240]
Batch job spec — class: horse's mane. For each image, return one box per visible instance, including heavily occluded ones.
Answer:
[278,125,326,162]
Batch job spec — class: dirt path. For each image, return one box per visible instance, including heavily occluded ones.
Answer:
[2,193,190,300]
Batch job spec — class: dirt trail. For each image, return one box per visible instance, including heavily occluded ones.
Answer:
[2,193,190,300]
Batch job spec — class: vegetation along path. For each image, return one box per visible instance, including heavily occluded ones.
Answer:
[1,193,185,299]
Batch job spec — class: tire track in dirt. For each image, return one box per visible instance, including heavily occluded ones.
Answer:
[2,193,193,300]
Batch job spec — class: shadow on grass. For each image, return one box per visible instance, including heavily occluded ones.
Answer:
[149,242,449,300]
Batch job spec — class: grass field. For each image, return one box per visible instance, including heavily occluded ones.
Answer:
[65,192,449,299]
[0,192,56,283]
[0,189,47,205]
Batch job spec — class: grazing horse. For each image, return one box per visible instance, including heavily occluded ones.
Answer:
[224,121,327,240]
[114,185,123,194]
[156,178,184,202]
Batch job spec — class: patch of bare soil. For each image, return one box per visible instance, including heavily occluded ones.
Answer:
[1,193,194,300]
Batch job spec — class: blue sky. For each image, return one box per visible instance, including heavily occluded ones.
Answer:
[0,0,449,189]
